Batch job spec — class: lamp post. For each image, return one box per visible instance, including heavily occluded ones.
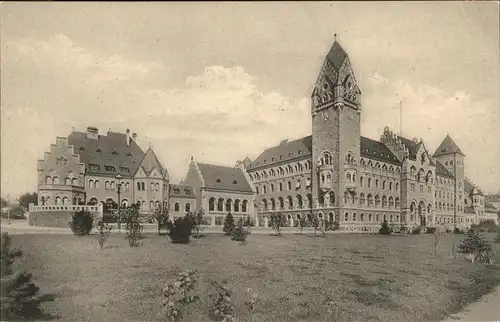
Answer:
[116,174,123,230]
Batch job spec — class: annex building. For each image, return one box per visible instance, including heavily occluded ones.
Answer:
[30,38,497,229]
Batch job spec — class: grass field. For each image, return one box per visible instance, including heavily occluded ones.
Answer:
[9,232,500,321]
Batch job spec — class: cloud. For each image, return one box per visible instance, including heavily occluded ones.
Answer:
[361,73,500,192]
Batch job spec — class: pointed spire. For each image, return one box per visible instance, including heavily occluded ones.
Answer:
[334,33,337,42]
[433,134,465,157]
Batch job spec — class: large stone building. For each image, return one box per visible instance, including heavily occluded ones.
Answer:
[33,37,497,229]
[243,39,497,231]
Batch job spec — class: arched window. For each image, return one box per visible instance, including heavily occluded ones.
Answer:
[367,194,373,206]
[297,195,303,208]
[217,198,224,212]
[150,183,155,191]
[234,199,241,212]
[360,213,364,222]
[263,185,267,194]
[174,202,180,212]
[307,194,312,208]
[344,191,350,204]
[368,178,372,188]
[89,179,94,188]
[375,179,379,188]
[353,213,357,221]
[346,173,351,182]
[389,196,394,208]
[382,196,387,208]
[242,200,248,212]
[395,183,399,191]
[287,196,293,209]
[278,197,284,210]
[395,197,400,208]
[105,181,110,190]
[65,177,71,185]
[72,178,78,186]
[271,198,276,210]
[125,182,130,191]
[382,180,386,190]
[359,193,366,205]
[375,195,381,207]
[46,176,52,185]
[110,181,115,190]
[326,173,332,183]
[55,196,62,205]
[360,176,364,187]
[53,176,59,185]
[209,197,216,211]
[185,203,191,213]
[410,166,416,177]
[329,191,335,205]
[155,183,160,191]
[279,182,283,191]
[271,184,274,192]
[345,152,355,165]
[389,182,392,191]
[263,199,268,211]
[62,197,69,205]
[287,181,292,190]
[225,199,232,212]
[368,214,372,222]
[345,212,349,221]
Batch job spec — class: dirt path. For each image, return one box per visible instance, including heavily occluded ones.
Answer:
[442,285,500,322]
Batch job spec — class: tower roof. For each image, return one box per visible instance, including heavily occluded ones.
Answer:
[326,40,348,70]
[136,147,169,180]
[433,135,464,157]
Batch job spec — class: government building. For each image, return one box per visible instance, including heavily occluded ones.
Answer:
[30,37,497,229]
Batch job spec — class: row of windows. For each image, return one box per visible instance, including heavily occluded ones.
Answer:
[410,183,432,194]
[359,159,401,172]
[409,167,433,183]
[250,161,312,181]
[208,198,249,213]
[45,176,78,186]
[173,202,191,213]
[356,193,401,208]
[435,189,458,200]
[255,178,312,195]
[344,212,399,223]
[359,176,399,191]
[137,182,161,191]
[434,202,462,213]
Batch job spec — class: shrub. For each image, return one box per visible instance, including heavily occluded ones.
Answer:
[231,219,250,245]
[191,209,205,238]
[454,227,464,234]
[471,219,498,233]
[223,213,235,236]
[162,270,199,321]
[122,205,144,247]
[458,229,493,264]
[69,210,94,235]
[96,221,112,250]
[411,227,421,235]
[208,280,235,322]
[379,221,392,235]
[1,233,54,320]
[425,227,437,234]
[332,221,340,231]
[167,216,194,244]
[154,205,170,236]
[269,213,286,236]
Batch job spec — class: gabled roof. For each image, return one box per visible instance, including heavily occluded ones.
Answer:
[136,147,169,179]
[433,135,464,157]
[326,41,348,70]
[464,179,474,195]
[169,184,196,199]
[67,131,144,177]
[197,163,253,193]
[360,137,400,165]
[247,136,312,170]
[396,136,421,160]
[435,160,455,179]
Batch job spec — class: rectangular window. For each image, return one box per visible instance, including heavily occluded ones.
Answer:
[89,164,100,171]
[119,167,129,173]
[104,165,115,172]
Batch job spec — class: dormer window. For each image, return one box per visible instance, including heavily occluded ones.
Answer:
[216,178,221,183]
[96,149,101,153]
[112,151,118,155]
[271,157,275,161]
[289,153,292,157]
[264,160,267,164]
[280,155,284,160]
[79,147,85,151]
[104,165,115,172]
[126,152,132,157]
[298,150,302,155]
[232,180,237,184]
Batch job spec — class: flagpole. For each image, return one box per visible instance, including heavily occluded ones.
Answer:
[400,100,403,137]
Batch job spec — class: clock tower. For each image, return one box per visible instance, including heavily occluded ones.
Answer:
[311,37,361,215]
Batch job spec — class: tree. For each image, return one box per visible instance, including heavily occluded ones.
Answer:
[379,220,393,235]
[311,214,325,237]
[298,216,308,234]
[223,213,235,236]
[18,192,37,210]
[458,229,493,263]
[269,213,286,236]
[154,204,170,235]
[1,197,8,208]
[192,208,205,238]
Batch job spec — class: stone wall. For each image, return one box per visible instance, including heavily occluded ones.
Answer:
[29,210,101,228]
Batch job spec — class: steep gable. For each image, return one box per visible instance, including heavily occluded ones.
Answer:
[433,135,465,157]
[135,147,169,180]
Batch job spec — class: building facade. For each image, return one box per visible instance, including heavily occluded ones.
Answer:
[34,37,497,229]
[243,39,496,231]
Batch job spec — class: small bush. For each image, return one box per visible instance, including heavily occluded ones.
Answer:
[69,210,94,235]
[223,213,235,236]
[162,270,199,321]
[379,221,392,235]
[96,221,112,250]
[122,205,144,247]
[269,213,286,236]
[458,229,493,264]
[209,280,235,322]
[411,227,421,235]
[425,227,437,234]
[230,220,250,245]
[167,216,194,244]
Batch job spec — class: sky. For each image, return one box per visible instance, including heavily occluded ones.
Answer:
[1,2,499,200]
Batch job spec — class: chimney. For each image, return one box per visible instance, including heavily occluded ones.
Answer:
[86,126,99,140]
[132,132,137,141]
[126,128,131,146]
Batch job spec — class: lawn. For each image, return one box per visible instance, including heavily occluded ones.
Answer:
[9,232,500,321]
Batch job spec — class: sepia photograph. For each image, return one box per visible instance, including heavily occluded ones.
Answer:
[1,2,499,321]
